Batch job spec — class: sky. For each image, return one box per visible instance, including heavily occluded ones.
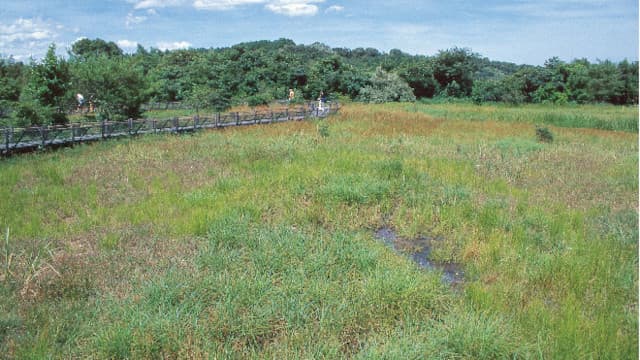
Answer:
[0,0,638,65]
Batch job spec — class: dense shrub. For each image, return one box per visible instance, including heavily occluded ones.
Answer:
[535,125,554,143]
[247,93,272,107]
[358,67,416,103]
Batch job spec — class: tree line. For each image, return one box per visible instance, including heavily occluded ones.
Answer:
[0,38,637,127]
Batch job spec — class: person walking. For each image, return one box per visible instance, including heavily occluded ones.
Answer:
[76,93,84,112]
[288,88,295,103]
[317,91,324,111]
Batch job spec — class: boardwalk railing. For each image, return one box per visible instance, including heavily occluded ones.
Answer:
[2,102,338,156]
[140,101,189,111]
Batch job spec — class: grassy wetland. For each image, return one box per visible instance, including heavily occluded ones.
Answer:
[0,102,637,358]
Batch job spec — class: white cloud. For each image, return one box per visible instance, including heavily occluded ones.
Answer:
[126,12,148,27]
[117,39,139,49]
[0,18,59,46]
[325,5,344,13]
[130,0,326,16]
[133,0,187,9]
[266,1,324,16]
[194,0,267,11]
[0,18,62,59]
[157,41,192,50]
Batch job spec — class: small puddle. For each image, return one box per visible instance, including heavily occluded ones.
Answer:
[375,227,464,286]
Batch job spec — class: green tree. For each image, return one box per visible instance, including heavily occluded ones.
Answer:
[432,47,480,97]
[304,55,346,99]
[20,44,70,125]
[147,49,199,103]
[499,66,549,104]
[185,84,231,113]
[617,60,639,104]
[70,55,147,120]
[70,38,123,61]
[399,60,439,98]
[130,44,161,77]
[588,60,624,104]
[566,59,593,104]
[0,57,24,123]
[339,68,369,99]
[532,57,570,104]
[0,57,23,103]
[471,80,503,104]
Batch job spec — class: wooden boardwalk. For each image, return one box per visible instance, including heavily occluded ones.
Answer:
[1,102,338,156]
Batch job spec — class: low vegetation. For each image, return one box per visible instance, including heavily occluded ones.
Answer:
[0,102,637,358]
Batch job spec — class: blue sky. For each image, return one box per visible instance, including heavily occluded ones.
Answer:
[1,0,637,65]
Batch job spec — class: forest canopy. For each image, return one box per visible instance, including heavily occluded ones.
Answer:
[0,38,637,126]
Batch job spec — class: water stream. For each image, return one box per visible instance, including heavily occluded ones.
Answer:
[375,227,464,286]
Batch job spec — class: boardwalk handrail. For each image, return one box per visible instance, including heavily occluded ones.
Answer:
[1,101,339,156]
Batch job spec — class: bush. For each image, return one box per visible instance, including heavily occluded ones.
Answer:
[0,100,14,120]
[51,112,68,125]
[14,102,44,127]
[535,125,554,143]
[247,93,272,107]
[358,67,416,103]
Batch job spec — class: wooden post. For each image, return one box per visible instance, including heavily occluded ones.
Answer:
[173,117,179,133]
[152,119,157,133]
[270,111,274,123]
[235,112,240,126]
[194,115,199,130]
[101,120,105,138]
[128,118,133,135]
[4,128,9,153]
[40,127,46,148]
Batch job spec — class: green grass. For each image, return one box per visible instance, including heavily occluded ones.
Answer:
[408,101,639,132]
[0,102,637,358]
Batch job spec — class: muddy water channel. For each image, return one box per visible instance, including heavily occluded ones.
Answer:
[375,227,464,286]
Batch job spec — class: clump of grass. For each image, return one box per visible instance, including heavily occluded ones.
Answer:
[318,174,391,205]
[3,228,11,281]
[433,310,531,358]
[494,137,543,156]
[376,159,404,180]
[317,121,330,138]
[535,125,554,143]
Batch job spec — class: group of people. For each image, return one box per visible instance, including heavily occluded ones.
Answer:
[288,88,327,110]
[75,93,95,113]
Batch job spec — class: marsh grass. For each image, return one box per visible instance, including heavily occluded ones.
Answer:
[0,102,637,358]
[410,101,638,132]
